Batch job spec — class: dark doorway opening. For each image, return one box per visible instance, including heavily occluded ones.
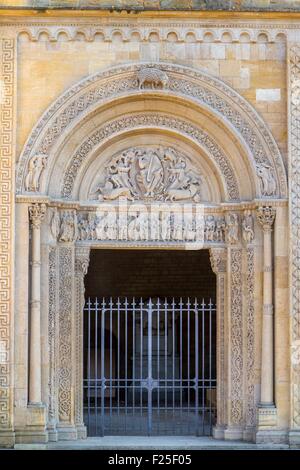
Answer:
[83,249,216,436]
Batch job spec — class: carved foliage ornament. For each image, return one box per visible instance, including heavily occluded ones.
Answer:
[91,146,203,203]
[29,203,46,229]
[17,63,285,198]
[256,206,276,231]
[290,45,300,427]
[62,114,239,201]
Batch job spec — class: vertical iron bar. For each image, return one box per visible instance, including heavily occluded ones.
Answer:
[187,301,190,430]
[172,298,175,429]
[180,298,183,422]
[95,298,98,435]
[201,298,205,435]
[133,298,136,420]
[157,298,160,433]
[195,299,199,436]
[109,298,113,419]
[140,298,143,422]
[147,298,152,436]
[164,298,167,423]
[209,298,212,433]
[87,298,91,434]
[125,297,128,433]
[117,298,120,418]
[101,298,105,437]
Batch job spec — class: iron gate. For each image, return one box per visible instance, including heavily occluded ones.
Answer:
[83,297,216,436]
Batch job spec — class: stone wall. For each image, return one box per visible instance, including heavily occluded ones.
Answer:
[1,1,300,12]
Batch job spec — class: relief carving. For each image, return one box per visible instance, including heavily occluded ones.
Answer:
[91,147,203,203]
[225,213,239,244]
[137,67,169,90]
[242,210,255,244]
[59,210,77,243]
[25,154,47,192]
[256,163,276,197]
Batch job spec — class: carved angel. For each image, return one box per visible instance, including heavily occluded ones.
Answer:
[256,163,276,197]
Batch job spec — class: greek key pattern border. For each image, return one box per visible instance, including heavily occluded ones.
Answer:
[0,38,14,430]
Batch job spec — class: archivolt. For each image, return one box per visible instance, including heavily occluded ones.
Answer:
[16,62,287,198]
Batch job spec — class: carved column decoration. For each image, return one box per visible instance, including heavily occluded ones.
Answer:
[289,46,300,438]
[28,203,46,404]
[229,247,244,431]
[210,248,227,438]
[256,206,276,409]
[74,247,90,439]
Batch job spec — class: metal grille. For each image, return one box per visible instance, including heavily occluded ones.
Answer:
[83,297,216,436]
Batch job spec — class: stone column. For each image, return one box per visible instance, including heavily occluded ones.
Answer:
[210,248,227,440]
[74,247,90,439]
[256,206,277,439]
[25,202,48,443]
[28,203,46,404]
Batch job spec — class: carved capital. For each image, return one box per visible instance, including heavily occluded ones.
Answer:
[75,247,90,277]
[256,206,276,232]
[75,258,89,277]
[29,203,46,229]
[209,248,227,274]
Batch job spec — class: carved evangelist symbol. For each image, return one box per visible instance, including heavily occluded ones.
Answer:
[90,146,203,203]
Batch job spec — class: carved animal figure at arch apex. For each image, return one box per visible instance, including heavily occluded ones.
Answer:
[137,67,169,90]
[91,146,203,203]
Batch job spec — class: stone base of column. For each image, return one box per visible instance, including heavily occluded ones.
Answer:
[256,430,288,444]
[256,405,277,429]
[0,431,15,448]
[289,431,300,447]
[57,424,78,440]
[15,403,48,444]
[76,424,87,439]
[224,426,244,440]
[47,424,58,442]
[243,426,255,442]
[212,425,226,439]
[255,405,286,444]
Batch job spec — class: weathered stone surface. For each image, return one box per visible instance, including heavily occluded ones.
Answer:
[1,1,300,11]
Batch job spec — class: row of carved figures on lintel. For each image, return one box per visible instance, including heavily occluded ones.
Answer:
[48,208,255,244]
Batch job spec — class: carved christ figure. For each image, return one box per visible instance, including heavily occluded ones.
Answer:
[137,150,164,197]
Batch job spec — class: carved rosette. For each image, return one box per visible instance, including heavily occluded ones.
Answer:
[29,203,46,229]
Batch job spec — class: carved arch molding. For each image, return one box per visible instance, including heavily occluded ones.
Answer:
[16,62,287,201]
[14,62,290,442]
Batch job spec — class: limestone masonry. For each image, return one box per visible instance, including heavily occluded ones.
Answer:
[0,1,299,449]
